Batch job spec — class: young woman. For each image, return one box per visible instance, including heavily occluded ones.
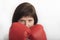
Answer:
[9,2,47,40]
[12,2,38,28]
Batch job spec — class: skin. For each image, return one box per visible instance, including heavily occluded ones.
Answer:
[18,16,34,28]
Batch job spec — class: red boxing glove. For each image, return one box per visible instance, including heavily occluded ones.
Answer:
[29,24,47,40]
[9,22,31,40]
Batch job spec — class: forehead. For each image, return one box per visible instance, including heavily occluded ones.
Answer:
[20,16,34,20]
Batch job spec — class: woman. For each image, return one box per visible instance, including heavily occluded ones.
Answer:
[9,2,47,40]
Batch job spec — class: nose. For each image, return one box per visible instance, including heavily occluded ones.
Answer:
[25,21,29,27]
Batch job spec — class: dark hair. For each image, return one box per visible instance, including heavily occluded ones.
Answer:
[12,2,38,24]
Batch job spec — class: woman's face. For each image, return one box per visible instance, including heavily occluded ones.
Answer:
[18,16,34,28]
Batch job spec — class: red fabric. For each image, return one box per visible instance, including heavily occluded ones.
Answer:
[29,24,47,40]
[9,22,31,40]
[9,22,47,40]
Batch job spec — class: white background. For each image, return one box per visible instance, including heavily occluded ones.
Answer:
[0,0,60,40]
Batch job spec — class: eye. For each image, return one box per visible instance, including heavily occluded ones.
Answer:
[29,20,32,22]
[19,20,25,22]
[18,20,25,24]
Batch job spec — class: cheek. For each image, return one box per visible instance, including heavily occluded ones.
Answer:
[29,21,34,27]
